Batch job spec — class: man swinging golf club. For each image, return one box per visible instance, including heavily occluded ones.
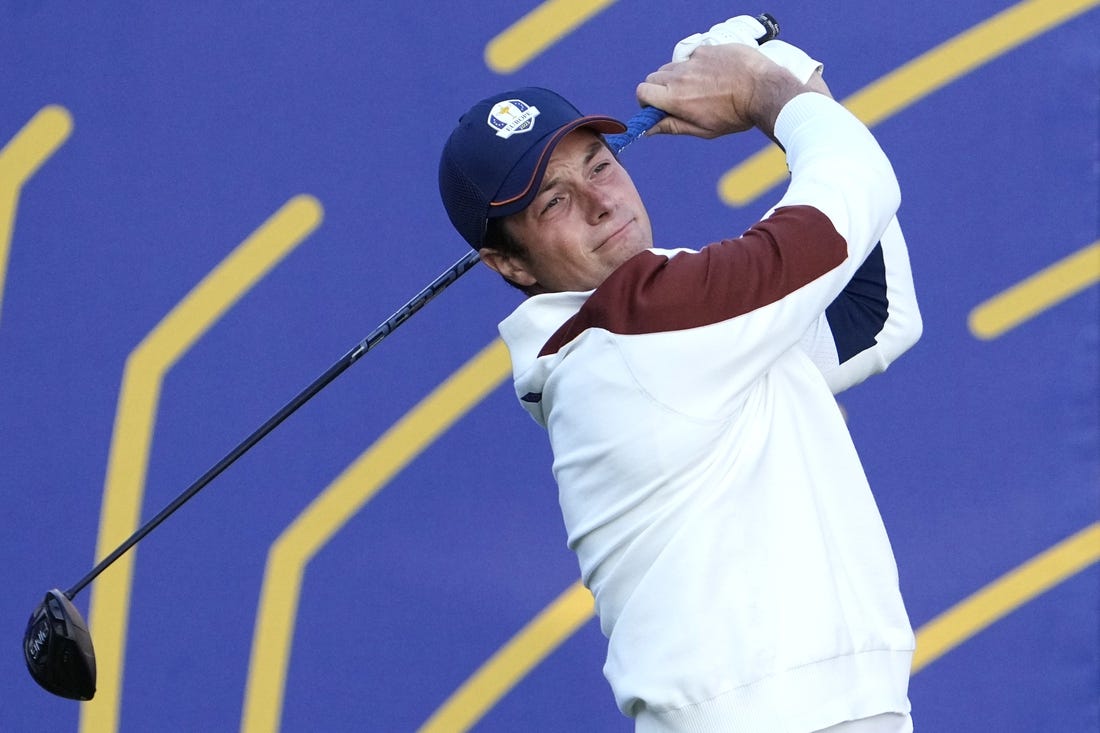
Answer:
[438,16,921,733]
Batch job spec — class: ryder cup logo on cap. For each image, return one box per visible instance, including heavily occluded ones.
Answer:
[487,99,540,139]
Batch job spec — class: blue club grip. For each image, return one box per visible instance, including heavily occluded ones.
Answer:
[608,107,667,154]
[606,12,780,154]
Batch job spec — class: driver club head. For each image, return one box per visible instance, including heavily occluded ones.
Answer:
[24,589,96,700]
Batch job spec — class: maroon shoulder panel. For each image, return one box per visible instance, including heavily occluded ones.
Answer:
[538,205,847,357]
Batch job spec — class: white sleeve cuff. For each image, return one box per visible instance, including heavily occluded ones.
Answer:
[773,92,838,145]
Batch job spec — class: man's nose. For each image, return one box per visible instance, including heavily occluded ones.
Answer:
[581,185,613,224]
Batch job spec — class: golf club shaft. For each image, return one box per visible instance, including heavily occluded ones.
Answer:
[66,12,781,599]
[66,249,482,598]
[67,108,655,599]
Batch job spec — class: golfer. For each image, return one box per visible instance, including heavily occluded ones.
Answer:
[438,25,921,733]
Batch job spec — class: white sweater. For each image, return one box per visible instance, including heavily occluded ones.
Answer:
[498,94,920,732]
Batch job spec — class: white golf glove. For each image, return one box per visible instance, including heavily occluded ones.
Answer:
[757,40,824,84]
[672,15,766,62]
[671,16,824,85]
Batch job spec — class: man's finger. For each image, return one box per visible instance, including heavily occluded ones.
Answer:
[635,80,672,116]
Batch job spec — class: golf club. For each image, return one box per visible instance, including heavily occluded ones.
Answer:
[24,13,779,701]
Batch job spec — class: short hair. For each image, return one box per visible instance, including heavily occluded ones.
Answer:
[484,216,537,295]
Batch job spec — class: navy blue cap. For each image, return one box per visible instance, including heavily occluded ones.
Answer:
[439,87,626,250]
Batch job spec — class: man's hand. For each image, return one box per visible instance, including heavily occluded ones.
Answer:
[636,44,805,139]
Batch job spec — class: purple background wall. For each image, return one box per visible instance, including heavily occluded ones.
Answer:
[2,2,1097,731]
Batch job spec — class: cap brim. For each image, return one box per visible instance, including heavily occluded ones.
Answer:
[488,115,627,218]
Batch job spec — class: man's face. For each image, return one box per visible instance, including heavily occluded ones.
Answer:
[480,128,653,294]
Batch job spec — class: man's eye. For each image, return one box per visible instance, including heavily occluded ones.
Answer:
[542,196,562,214]
[593,161,611,174]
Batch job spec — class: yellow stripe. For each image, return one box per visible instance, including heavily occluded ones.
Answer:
[240,338,512,733]
[913,523,1100,672]
[485,0,617,74]
[80,196,323,733]
[0,105,73,325]
[415,523,1099,731]
[719,0,1100,206]
[418,581,594,733]
[969,240,1100,339]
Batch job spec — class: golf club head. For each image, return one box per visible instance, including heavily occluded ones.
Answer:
[24,589,96,700]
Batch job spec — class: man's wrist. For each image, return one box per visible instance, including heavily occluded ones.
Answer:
[747,64,808,137]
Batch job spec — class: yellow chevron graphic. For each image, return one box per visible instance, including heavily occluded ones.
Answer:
[240,339,511,733]
[80,196,322,733]
[419,523,1100,730]
[485,0,617,73]
[418,581,594,733]
[969,240,1100,339]
[0,105,73,325]
[912,523,1100,673]
[719,0,1100,207]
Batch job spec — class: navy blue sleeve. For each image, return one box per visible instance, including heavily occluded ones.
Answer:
[825,243,888,363]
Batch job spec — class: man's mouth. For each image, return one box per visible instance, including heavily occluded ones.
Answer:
[595,220,633,252]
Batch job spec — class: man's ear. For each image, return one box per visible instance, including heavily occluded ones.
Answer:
[478,247,537,288]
